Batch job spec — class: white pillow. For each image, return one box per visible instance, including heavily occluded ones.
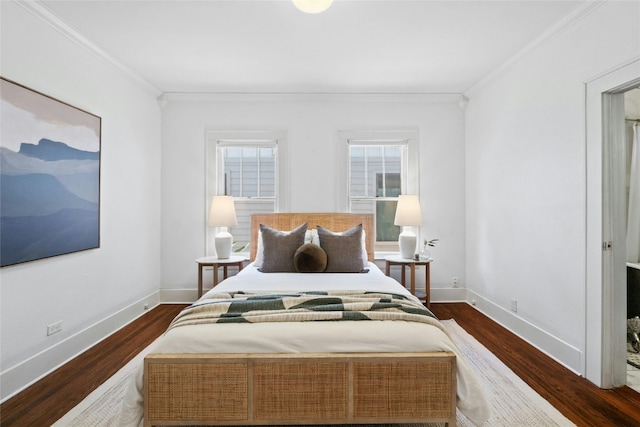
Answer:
[254,229,317,268]
[361,229,369,266]
[310,228,320,245]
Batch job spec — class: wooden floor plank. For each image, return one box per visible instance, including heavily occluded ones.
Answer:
[430,303,640,426]
[0,304,186,427]
[1,302,639,426]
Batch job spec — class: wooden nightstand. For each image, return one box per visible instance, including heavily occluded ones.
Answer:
[195,255,246,297]
[384,255,432,308]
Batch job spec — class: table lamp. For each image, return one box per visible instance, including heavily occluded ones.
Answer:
[394,194,422,259]
[208,195,238,259]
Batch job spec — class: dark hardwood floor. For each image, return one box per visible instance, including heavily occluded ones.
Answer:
[0,304,187,427]
[1,302,639,426]
[431,303,640,427]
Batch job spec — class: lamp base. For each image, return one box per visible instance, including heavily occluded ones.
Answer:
[215,231,232,259]
[398,231,417,259]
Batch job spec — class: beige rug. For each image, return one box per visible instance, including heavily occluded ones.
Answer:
[52,320,575,426]
[628,342,640,369]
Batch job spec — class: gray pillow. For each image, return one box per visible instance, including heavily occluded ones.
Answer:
[259,223,308,272]
[317,224,364,273]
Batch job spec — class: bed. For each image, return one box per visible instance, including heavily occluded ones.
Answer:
[119,213,489,427]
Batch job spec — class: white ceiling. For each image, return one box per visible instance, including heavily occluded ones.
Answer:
[40,0,583,94]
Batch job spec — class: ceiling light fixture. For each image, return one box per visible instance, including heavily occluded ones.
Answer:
[292,0,333,14]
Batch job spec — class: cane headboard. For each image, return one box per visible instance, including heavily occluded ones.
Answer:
[250,213,374,262]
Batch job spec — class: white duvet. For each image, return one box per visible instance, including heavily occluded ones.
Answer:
[119,263,490,426]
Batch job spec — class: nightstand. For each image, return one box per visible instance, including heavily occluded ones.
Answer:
[195,255,246,297]
[384,255,432,308]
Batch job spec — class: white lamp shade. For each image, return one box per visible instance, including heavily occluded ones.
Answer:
[208,196,238,227]
[394,195,423,226]
[292,0,333,14]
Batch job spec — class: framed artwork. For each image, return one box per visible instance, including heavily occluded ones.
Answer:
[0,77,101,267]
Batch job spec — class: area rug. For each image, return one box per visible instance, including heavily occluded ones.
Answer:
[53,320,575,426]
[628,342,640,369]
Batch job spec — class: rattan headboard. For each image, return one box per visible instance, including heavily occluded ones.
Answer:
[250,213,374,262]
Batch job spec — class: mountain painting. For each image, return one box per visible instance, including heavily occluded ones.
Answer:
[1,78,101,267]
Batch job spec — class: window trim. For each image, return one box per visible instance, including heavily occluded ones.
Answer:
[206,130,288,256]
[338,129,420,253]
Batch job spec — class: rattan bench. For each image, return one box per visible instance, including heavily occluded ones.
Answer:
[144,352,457,427]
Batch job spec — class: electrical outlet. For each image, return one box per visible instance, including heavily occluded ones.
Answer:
[144,303,149,310]
[47,321,62,336]
[510,299,518,313]
[452,276,459,287]
[471,300,477,306]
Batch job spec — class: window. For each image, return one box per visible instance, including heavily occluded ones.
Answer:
[206,131,288,255]
[220,146,276,198]
[339,130,419,251]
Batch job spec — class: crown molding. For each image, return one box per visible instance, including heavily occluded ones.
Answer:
[17,0,162,96]
[464,0,607,96]
[160,92,465,105]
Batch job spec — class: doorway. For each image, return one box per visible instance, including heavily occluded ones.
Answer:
[585,58,640,389]
[624,88,640,392]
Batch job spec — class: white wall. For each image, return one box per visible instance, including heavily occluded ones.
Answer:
[464,1,640,375]
[160,94,467,300]
[5,0,635,402]
[626,89,640,119]
[0,1,162,400]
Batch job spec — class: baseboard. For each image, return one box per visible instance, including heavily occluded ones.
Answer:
[431,287,467,302]
[466,289,583,376]
[159,288,198,303]
[0,291,161,403]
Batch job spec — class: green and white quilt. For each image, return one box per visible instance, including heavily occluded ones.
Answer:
[168,290,442,331]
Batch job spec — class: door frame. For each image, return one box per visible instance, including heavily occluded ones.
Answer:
[585,58,640,387]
